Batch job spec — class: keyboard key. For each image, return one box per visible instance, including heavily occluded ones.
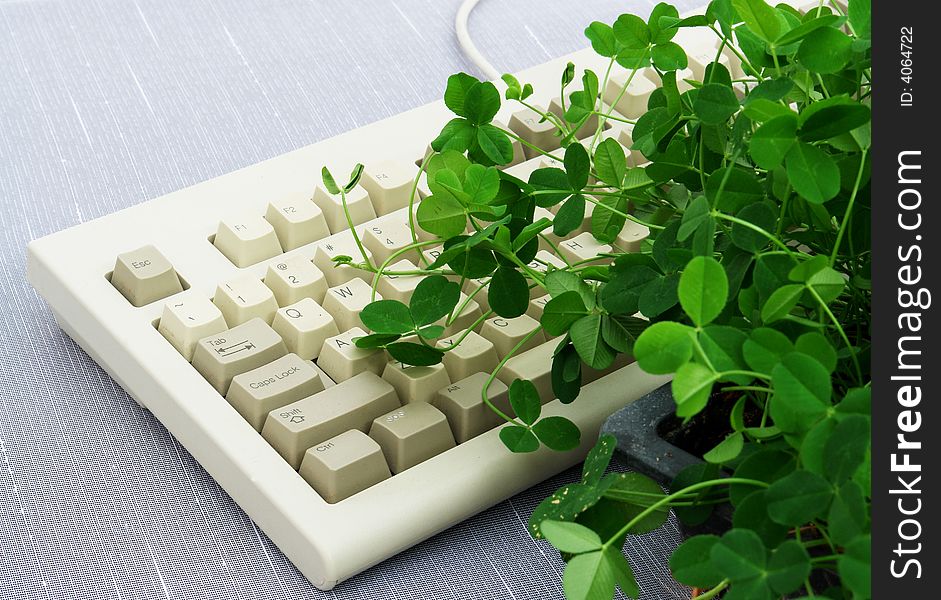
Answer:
[548,96,600,140]
[440,293,483,336]
[264,256,328,306]
[317,327,386,382]
[271,298,339,360]
[214,215,283,267]
[111,245,183,307]
[528,250,568,274]
[311,184,376,233]
[368,402,456,473]
[527,293,551,319]
[509,107,561,158]
[265,194,330,251]
[433,373,509,443]
[323,278,378,333]
[602,70,656,119]
[226,353,325,431]
[158,296,228,361]
[312,232,375,287]
[496,339,555,402]
[615,220,651,252]
[479,314,545,359]
[361,209,419,264]
[436,331,498,382]
[214,275,279,326]
[299,429,391,503]
[360,160,416,215]
[192,318,288,394]
[687,50,732,83]
[462,278,491,313]
[558,232,613,266]
[382,360,450,405]
[376,259,422,303]
[262,372,400,468]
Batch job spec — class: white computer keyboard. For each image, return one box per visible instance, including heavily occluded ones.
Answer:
[20,16,771,587]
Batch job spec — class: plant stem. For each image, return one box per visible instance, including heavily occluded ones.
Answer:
[830,149,869,266]
[480,325,545,424]
[694,580,729,600]
[602,478,770,549]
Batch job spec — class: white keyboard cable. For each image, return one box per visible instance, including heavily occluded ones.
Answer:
[455,0,501,80]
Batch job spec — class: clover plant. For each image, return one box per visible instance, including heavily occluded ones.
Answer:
[323,0,872,597]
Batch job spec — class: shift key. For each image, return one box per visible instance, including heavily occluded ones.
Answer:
[262,372,400,469]
[192,318,287,395]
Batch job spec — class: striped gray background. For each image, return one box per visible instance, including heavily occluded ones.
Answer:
[0,1,698,598]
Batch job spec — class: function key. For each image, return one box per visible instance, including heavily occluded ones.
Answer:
[111,245,183,307]
[266,194,330,251]
[311,184,376,233]
[360,161,416,216]
[214,214,283,267]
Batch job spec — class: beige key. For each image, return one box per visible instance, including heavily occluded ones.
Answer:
[311,231,375,286]
[323,278,378,333]
[262,372,400,468]
[361,209,419,264]
[532,207,560,252]
[436,331,498,381]
[382,361,450,405]
[420,245,460,280]
[433,373,510,443]
[492,118,526,166]
[111,245,184,307]
[264,255,328,306]
[462,278,490,313]
[214,215,283,268]
[158,296,227,361]
[213,275,279,326]
[368,402,456,473]
[440,293,483,336]
[192,318,288,395]
[558,232,613,266]
[265,194,330,251]
[226,353,325,431]
[360,160,416,215]
[527,293,552,319]
[603,69,656,119]
[509,107,561,159]
[615,220,651,252]
[583,353,634,384]
[311,184,376,232]
[271,298,339,360]
[376,259,422,303]
[548,96,601,140]
[479,314,545,359]
[496,339,555,402]
[688,50,732,83]
[720,46,745,79]
[316,327,386,382]
[528,250,568,274]
[299,429,391,503]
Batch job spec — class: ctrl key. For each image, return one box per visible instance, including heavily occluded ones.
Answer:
[299,430,391,503]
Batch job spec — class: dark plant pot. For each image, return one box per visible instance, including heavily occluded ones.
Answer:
[601,383,732,534]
